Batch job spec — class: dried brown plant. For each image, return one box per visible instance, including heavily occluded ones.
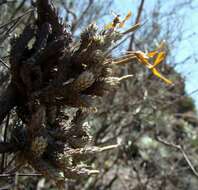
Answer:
[0,0,173,188]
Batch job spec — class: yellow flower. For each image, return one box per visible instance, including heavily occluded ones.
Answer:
[112,42,173,85]
[129,49,173,84]
[105,11,132,30]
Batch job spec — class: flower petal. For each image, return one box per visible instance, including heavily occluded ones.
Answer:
[147,50,158,58]
[151,68,172,84]
[152,51,166,68]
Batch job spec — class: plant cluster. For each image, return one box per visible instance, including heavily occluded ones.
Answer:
[0,0,184,189]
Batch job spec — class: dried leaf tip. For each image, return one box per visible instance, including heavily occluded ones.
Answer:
[122,23,142,35]
[99,144,120,151]
[119,75,134,81]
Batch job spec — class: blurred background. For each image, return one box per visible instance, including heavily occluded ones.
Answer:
[0,0,198,189]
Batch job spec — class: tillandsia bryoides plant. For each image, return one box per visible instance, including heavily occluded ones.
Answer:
[0,0,172,187]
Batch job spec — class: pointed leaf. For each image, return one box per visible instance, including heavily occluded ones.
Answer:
[122,23,141,34]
